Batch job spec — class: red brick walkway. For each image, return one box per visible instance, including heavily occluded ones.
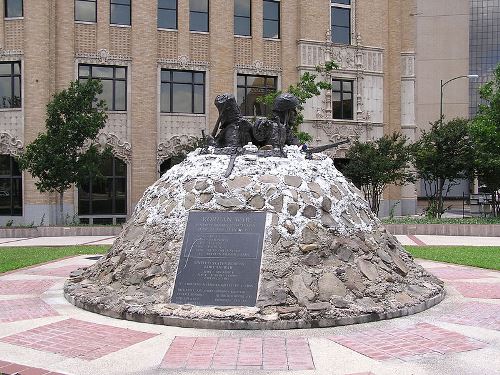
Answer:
[0,360,66,374]
[428,266,493,280]
[328,323,486,361]
[450,282,500,299]
[19,265,88,278]
[161,336,315,370]
[438,302,500,330]
[0,280,55,295]
[0,318,158,361]
[0,298,59,323]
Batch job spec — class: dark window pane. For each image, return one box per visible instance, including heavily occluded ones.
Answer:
[193,72,204,84]
[0,64,11,75]
[173,71,193,83]
[263,1,279,20]
[0,156,10,175]
[159,0,176,8]
[194,85,204,114]
[235,0,250,17]
[331,0,350,4]
[158,8,177,29]
[5,0,23,18]
[343,99,353,119]
[115,178,127,214]
[99,80,114,110]
[332,7,350,27]
[112,0,130,4]
[91,178,112,214]
[235,16,251,36]
[263,19,279,38]
[93,218,113,224]
[11,159,20,176]
[115,159,127,177]
[114,80,126,111]
[343,81,352,92]
[0,179,10,215]
[13,77,20,107]
[190,12,208,32]
[332,26,350,44]
[237,74,276,116]
[160,82,171,112]
[79,65,90,77]
[0,76,12,109]
[265,77,276,88]
[13,62,20,75]
[237,86,246,112]
[92,66,114,78]
[161,70,171,82]
[332,99,341,118]
[75,1,96,22]
[11,178,21,215]
[172,83,192,112]
[115,67,126,79]
[79,218,90,224]
[111,4,131,25]
[237,75,245,86]
[190,0,208,13]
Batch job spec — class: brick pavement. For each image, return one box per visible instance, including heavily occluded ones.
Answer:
[0,298,59,323]
[0,360,66,374]
[19,265,88,278]
[450,282,500,299]
[428,266,493,280]
[161,336,315,370]
[0,280,55,295]
[0,318,158,361]
[328,323,487,361]
[438,302,500,330]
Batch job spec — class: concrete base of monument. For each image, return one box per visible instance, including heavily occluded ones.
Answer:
[64,146,445,330]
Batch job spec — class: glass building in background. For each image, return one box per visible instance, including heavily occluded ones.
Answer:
[470,0,500,117]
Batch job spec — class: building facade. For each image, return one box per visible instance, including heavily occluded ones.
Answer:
[0,0,417,225]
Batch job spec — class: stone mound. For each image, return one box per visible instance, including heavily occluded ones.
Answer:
[64,146,444,329]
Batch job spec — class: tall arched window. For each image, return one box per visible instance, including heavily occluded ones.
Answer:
[0,155,22,216]
[78,155,127,225]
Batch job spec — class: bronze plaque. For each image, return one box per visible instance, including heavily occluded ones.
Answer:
[171,211,266,306]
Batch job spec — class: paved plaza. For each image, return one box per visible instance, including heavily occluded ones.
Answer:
[0,239,499,374]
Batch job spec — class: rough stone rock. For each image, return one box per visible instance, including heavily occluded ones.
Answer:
[391,253,409,276]
[183,193,196,209]
[194,180,209,191]
[289,275,315,305]
[228,176,251,189]
[395,292,413,304]
[287,203,299,216]
[337,247,353,262]
[301,227,318,244]
[259,175,280,184]
[302,253,321,267]
[281,240,294,249]
[331,297,349,309]
[303,205,318,219]
[283,220,295,234]
[216,197,243,208]
[306,302,330,311]
[300,243,319,253]
[318,273,347,300]
[265,187,277,197]
[270,195,284,212]
[300,192,312,205]
[183,180,195,192]
[357,259,379,281]
[321,213,335,228]
[330,185,343,201]
[199,193,213,204]
[308,182,323,196]
[249,195,265,209]
[276,306,301,314]
[214,181,227,193]
[321,197,332,212]
[257,280,288,307]
[135,259,152,271]
[377,248,392,263]
[272,229,281,245]
[284,175,302,188]
[345,268,366,292]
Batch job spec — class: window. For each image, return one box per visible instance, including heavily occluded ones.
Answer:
[111,0,131,26]
[263,0,279,39]
[237,74,276,116]
[0,155,22,216]
[4,0,22,18]
[190,0,209,32]
[331,0,351,44]
[75,0,96,22]
[161,70,205,114]
[78,64,127,111]
[0,62,21,109]
[78,156,127,220]
[234,0,251,36]
[332,79,353,120]
[158,0,177,29]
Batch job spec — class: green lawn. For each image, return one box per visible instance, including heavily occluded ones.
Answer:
[0,246,110,274]
[406,246,500,270]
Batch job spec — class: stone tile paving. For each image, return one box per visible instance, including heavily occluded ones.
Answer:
[0,298,59,323]
[438,302,500,330]
[161,336,315,370]
[428,266,494,280]
[0,318,158,361]
[450,282,500,299]
[0,360,66,374]
[328,323,487,361]
[19,265,88,278]
[0,280,55,295]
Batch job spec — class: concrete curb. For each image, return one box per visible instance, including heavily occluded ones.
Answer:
[64,290,446,330]
[385,223,500,237]
[0,226,122,238]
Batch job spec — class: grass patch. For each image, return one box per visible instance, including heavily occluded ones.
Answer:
[383,217,500,225]
[406,246,500,270]
[0,246,110,274]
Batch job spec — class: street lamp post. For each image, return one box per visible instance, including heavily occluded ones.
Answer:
[440,74,479,124]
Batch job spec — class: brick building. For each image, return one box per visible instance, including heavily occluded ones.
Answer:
[0,0,417,225]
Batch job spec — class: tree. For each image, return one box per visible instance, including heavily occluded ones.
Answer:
[413,117,474,218]
[18,79,108,224]
[342,133,415,215]
[257,61,338,143]
[470,64,500,216]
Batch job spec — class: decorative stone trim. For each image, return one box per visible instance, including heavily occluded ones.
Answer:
[0,132,23,156]
[157,135,199,165]
[235,59,282,75]
[0,48,23,60]
[75,48,131,65]
[83,132,131,163]
[158,55,209,71]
